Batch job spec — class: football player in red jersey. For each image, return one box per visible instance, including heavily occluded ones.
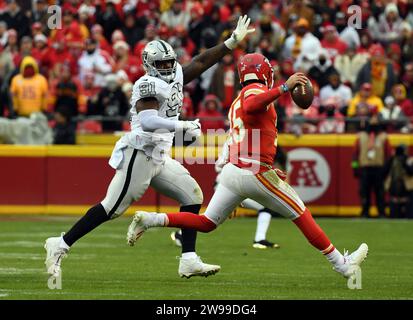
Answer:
[127,53,368,279]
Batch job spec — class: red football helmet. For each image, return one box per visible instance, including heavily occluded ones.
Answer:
[237,53,274,88]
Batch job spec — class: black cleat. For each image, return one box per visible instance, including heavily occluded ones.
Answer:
[253,240,280,249]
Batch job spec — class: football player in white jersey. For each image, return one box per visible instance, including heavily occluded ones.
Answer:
[44,15,255,279]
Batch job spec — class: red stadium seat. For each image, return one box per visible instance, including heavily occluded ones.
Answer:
[77,120,103,133]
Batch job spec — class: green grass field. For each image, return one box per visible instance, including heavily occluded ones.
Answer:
[0,215,412,300]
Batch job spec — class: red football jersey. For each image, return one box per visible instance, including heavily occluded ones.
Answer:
[228,83,278,171]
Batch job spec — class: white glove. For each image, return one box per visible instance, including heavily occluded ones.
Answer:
[214,138,230,173]
[224,15,255,50]
[175,119,202,138]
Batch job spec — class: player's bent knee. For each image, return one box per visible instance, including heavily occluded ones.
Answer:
[199,215,217,233]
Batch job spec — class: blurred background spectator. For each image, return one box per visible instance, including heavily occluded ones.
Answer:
[352,115,392,218]
[384,144,413,218]
[196,94,226,133]
[10,56,48,117]
[0,0,411,137]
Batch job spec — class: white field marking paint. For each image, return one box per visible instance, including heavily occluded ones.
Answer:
[0,267,44,275]
[0,241,43,248]
[0,253,98,260]
[0,232,55,238]
[0,253,44,260]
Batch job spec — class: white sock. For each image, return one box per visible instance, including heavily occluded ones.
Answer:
[181,252,197,259]
[254,211,271,242]
[147,213,167,227]
[59,237,70,251]
[325,249,344,267]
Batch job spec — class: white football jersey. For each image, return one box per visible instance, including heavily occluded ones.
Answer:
[121,63,184,163]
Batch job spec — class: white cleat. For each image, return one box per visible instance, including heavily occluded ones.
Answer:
[178,256,221,279]
[334,243,369,278]
[127,211,152,246]
[44,234,68,277]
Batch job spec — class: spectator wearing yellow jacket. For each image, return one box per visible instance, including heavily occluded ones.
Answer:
[10,56,48,117]
[347,83,384,117]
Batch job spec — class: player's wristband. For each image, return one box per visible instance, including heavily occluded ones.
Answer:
[280,83,289,93]
[224,34,237,50]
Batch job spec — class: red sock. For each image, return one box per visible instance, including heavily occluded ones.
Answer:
[293,208,335,255]
[166,212,216,233]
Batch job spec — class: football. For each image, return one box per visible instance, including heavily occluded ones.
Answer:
[291,78,314,109]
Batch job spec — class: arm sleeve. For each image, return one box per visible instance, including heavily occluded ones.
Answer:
[243,86,282,114]
[138,109,179,132]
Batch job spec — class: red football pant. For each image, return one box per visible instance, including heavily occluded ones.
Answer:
[166,212,217,233]
[293,208,335,254]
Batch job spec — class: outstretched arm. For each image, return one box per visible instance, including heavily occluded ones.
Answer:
[182,15,255,85]
[243,73,308,114]
[183,43,231,85]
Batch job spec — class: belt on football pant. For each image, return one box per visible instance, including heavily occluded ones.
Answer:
[238,157,274,170]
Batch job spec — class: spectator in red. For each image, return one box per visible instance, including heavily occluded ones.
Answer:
[78,72,99,114]
[158,25,170,42]
[180,91,195,120]
[31,22,43,38]
[208,53,240,111]
[392,84,413,120]
[175,25,196,57]
[196,94,226,133]
[91,24,112,54]
[48,35,76,79]
[51,6,88,44]
[112,40,143,83]
[320,22,347,61]
[133,24,157,60]
[31,34,49,74]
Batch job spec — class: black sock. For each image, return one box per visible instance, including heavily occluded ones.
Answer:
[180,204,201,253]
[63,204,110,247]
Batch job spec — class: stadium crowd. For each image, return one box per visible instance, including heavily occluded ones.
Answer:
[0,0,413,143]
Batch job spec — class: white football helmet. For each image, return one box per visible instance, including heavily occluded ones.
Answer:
[142,40,177,83]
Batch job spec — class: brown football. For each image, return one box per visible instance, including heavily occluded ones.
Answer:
[291,78,314,109]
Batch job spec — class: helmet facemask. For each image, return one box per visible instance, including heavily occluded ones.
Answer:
[142,40,177,83]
